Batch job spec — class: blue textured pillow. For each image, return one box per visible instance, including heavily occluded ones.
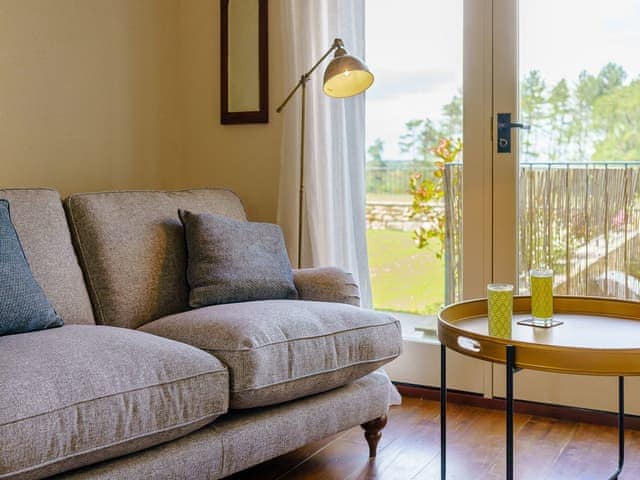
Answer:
[0,199,63,335]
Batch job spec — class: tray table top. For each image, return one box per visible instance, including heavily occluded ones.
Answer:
[438,296,640,375]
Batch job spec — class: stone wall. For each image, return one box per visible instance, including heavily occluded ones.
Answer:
[366,202,439,231]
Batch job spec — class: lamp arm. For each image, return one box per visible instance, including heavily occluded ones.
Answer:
[276,38,344,113]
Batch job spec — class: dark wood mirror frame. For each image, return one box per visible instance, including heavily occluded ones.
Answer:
[220,0,268,124]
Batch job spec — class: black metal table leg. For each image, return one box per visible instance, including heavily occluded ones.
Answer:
[441,343,447,480]
[506,345,515,480]
[608,376,625,480]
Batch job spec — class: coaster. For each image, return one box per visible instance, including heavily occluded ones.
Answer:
[517,318,563,328]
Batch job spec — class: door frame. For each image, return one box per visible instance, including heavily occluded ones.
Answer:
[462,0,519,296]
[491,0,519,287]
[461,0,495,299]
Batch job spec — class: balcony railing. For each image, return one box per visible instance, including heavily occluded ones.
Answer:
[366,161,640,305]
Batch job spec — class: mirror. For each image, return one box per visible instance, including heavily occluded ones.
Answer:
[221,0,268,124]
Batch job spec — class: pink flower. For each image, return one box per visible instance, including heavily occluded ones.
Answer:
[612,210,627,229]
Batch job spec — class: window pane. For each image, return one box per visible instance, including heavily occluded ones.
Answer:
[366,0,463,315]
[518,0,640,298]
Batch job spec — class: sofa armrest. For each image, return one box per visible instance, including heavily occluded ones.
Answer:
[293,267,360,307]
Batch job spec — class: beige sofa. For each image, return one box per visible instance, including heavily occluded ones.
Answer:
[0,188,402,480]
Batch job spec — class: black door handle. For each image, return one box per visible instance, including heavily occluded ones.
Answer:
[497,113,530,153]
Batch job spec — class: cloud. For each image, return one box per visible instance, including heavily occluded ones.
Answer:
[366,68,456,101]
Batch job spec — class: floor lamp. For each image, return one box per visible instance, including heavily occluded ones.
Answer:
[276,38,374,268]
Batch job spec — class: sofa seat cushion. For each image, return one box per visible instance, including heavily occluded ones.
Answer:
[0,325,229,480]
[139,300,401,409]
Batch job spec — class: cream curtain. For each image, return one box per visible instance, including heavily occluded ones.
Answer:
[277,0,372,308]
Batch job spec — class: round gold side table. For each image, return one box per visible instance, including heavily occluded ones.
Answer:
[438,296,640,480]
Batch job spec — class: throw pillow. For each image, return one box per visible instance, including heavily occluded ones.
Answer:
[0,199,63,335]
[179,209,298,307]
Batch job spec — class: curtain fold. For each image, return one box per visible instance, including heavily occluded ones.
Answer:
[278,0,372,308]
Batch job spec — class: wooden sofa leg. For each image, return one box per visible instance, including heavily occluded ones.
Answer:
[361,414,388,458]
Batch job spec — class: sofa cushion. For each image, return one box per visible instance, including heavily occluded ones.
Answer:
[179,209,297,307]
[64,189,246,329]
[0,325,229,480]
[0,199,64,335]
[140,300,401,409]
[0,189,95,325]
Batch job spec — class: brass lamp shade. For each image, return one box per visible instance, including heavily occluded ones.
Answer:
[322,47,374,98]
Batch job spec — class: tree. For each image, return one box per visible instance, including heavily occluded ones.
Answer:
[440,92,462,140]
[570,71,600,161]
[547,79,572,161]
[399,119,424,162]
[388,62,638,167]
[592,79,640,161]
[520,70,547,161]
[597,62,626,95]
[570,64,627,162]
[367,138,386,165]
[366,138,387,193]
[399,118,441,164]
[397,92,461,166]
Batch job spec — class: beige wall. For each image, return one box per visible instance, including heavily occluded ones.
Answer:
[0,0,284,222]
[0,0,181,196]
[172,0,284,222]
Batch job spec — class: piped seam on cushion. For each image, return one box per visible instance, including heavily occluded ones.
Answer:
[2,369,228,425]
[201,352,400,393]
[66,188,247,222]
[65,198,107,326]
[0,187,58,193]
[296,280,359,291]
[298,295,361,303]
[190,319,401,352]
[0,412,223,480]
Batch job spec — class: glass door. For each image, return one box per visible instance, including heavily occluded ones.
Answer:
[495,0,640,297]
[370,0,493,396]
[492,0,640,413]
[365,0,464,319]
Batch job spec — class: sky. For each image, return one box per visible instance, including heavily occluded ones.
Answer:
[365,0,640,161]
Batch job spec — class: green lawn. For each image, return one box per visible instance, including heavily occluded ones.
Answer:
[366,229,445,314]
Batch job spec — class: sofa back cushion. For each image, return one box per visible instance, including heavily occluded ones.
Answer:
[65,189,247,329]
[179,210,297,307]
[0,189,95,325]
[0,199,63,335]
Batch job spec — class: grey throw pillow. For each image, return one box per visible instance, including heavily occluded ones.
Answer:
[0,200,63,335]
[179,210,298,307]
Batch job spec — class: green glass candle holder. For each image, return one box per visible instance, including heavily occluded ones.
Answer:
[487,283,513,338]
[531,268,553,326]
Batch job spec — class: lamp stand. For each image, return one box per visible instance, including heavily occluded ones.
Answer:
[297,77,307,269]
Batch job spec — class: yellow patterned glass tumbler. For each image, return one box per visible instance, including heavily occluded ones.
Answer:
[531,268,553,326]
[487,284,514,338]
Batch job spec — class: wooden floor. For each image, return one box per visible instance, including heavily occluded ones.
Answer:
[228,396,640,479]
